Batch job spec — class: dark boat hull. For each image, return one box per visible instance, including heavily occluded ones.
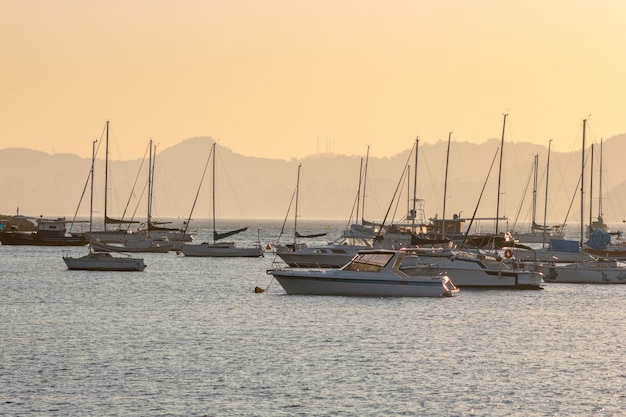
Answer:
[0,232,88,246]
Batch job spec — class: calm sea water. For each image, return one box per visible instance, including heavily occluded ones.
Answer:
[1,219,625,416]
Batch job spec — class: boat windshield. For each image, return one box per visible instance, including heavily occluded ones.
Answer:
[343,252,394,272]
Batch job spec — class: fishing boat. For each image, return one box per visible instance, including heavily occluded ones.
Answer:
[0,216,88,246]
[180,142,263,257]
[269,249,459,297]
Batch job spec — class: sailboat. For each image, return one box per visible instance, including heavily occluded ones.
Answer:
[90,140,180,253]
[63,138,147,271]
[85,120,140,244]
[541,119,626,283]
[512,153,563,244]
[273,161,373,268]
[180,143,263,257]
[580,139,626,259]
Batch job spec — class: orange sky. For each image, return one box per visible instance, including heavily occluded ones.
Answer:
[2,1,626,160]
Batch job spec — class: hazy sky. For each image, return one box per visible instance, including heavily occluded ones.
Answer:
[2,1,626,160]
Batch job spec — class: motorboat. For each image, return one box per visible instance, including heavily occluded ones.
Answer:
[400,247,544,289]
[268,249,459,297]
[542,259,626,284]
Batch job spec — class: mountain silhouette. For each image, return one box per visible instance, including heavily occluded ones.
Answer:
[2,135,626,229]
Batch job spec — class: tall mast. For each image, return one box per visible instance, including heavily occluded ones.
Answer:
[361,146,370,224]
[294,163,302,245]
[496,113,507,234]
[442,131,452,239]
[147,139,154,229]
[411,137,419,230]
[589,143,594,233]
[542,140,552,248]
[90,139,97,233]
[580,119,586,246]
[355,157,363,224]
[599,139,604,222]
[212,142,217,243]
[531,153,538,229]
[104,120,109,232]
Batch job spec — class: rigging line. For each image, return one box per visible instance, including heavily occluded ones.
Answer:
[374,146,414,240]
[69,130,106,229]
[115,144,150,229]
[345,158,364,230]
[390,165,410,225]
[511,156,535,230]
[561,146,592,228]
[183,144,214,235]
[460,147,500,249]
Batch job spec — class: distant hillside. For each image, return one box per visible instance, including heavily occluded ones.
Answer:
[2,134,626,228]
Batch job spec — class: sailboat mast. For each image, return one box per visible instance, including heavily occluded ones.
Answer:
[542,140,552,248]
[580,119,587,246]
[104,120,109,232]
[361,146,370,224]
[355,157,363,224]
[147,139,154,229]
[496,113,507,234]
[90,139,97,233]
[411,137,419,231]
[212,142,217,244]
[294,163,302,245]
[531,154,538,230]
[589,144,594,233]
[442,132,452,239]
[599,139,603,221]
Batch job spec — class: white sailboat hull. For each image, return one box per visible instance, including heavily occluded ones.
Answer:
[180,242,263,257]
[63,252,146,271]
[542,261,626,284]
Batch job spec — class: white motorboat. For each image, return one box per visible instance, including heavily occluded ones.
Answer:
[400,247,544,289]
[62,246,146,271]
[268,249,459,297]
[542,259,626,284]
[510,239,595,263]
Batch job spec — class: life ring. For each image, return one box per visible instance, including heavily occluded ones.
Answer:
[504,249,514,259]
